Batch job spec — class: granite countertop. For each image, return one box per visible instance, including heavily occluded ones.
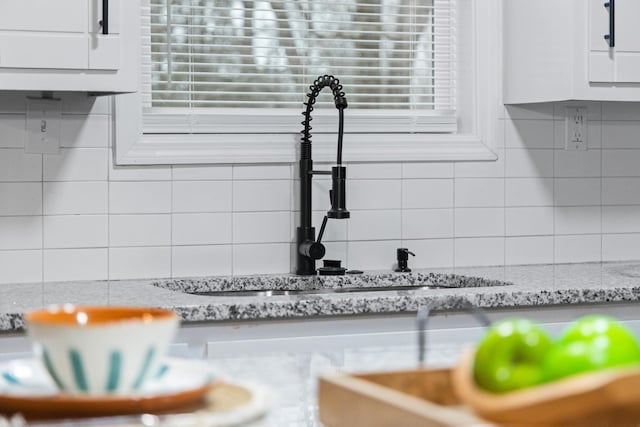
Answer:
[2,261,640,332]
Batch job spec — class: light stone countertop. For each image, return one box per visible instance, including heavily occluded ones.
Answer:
[2,261,640,333]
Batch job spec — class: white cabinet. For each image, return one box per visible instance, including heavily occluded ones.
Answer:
[0,0,139,93]
[589,0,640,83]
[503,0,640,104]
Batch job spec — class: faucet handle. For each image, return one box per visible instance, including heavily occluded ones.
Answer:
[299,240,325,260]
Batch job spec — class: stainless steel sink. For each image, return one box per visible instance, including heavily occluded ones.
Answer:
[187,284,470,297]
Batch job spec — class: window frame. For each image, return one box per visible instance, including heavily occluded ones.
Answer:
[114,0,499,165]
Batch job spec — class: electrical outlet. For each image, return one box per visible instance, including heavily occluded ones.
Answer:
[25,97,61,154]
[565,106,588,151]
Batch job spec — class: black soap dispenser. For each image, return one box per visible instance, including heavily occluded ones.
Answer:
[395,248,415,272]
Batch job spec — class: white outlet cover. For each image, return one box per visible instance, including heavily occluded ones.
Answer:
[564,106,588,151]
[26,97,62,155]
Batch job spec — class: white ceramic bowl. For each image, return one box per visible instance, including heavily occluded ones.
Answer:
[25,304,179,396]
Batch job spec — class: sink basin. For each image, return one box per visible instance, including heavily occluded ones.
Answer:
[187,284,462,297]
[153,272,513,297]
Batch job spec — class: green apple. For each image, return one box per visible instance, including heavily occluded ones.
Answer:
[542,315,640,381]
[473,318,553,393]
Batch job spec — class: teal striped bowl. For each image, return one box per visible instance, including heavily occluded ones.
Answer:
[25,305,179,396]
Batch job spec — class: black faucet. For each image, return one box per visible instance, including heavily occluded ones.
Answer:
[296,75,350,275]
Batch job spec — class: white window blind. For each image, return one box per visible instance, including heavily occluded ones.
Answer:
[141,0,456,134]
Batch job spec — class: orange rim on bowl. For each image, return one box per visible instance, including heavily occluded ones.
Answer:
[26,305,178,326]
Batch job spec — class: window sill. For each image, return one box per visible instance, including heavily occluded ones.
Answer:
[114,130,497,165]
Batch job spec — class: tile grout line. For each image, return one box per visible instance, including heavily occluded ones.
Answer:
[502,115,507,267]
[40,152,44,284]
[600,103,604,262]
[230,166,235,276]
[170,165,174,279]
[552,109,556,264]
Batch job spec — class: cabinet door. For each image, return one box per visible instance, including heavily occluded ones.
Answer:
[0,0,89,69]
[589,0,640,83]
[88,0,121,71]
[613,0,640,82]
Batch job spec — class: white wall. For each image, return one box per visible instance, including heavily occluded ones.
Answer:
[0,93,639,283]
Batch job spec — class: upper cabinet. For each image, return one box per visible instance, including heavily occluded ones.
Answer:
[0,0,139,93]
[503,0,640,104]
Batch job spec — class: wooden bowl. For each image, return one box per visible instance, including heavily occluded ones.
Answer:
[452,348,640,426]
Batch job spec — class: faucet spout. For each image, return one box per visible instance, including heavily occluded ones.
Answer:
[296,75,349,276]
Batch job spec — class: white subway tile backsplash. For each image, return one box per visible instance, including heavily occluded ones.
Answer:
[172,245,232,278]
[44,215,108,249]
[0,114,26,148]
[505,120,554,149]
[555,206,601,235]
[555,235,601,264]
[0,250,42,283]
[109,182,171,214]
[554,178,601,206]
[0,217,41,250]
[232,165,292,180]
[0,149,41,181]
[347,210,401,241]
[172,165,232,181]
[602,150,640,177]
[351,180,403,210]
[233,211,290,244]
[0,183,41,216]
[505,178,554,207]
[44,182,108,215]
[602,121,640,149]
[173,213,232,245]
[455,178,504,207]
[407,239,454,269]
[173,181,232,213]
[403,162,454,179]
[6,95,640,284]
[322,242,349,267]
[108,155,171,181]
[454,150,505,179]
[401,179,453,209]
[62,94,110,115]
[554,150,601,178]
[233,180,291,212]
[455,208,504,238]
[44,248,108,282]
[109,214,171,247]
[347,163,402,179]
[311,211,347,242]
[401,209,454,240]
[308,177,331,211]
[347,240,400,271]
[44,148,108,181]
[505,236,553,265]
[454,237,504,267]
[60,115,110,148]
[602,102,640,121]
[603,206,640,234]
[109,246,171,280]
[0,93,28,113]
[602,234,640,261]
[505,149,554,178]
[505,207,554,236]
[233,243,290,275]
[602,178,640,205]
